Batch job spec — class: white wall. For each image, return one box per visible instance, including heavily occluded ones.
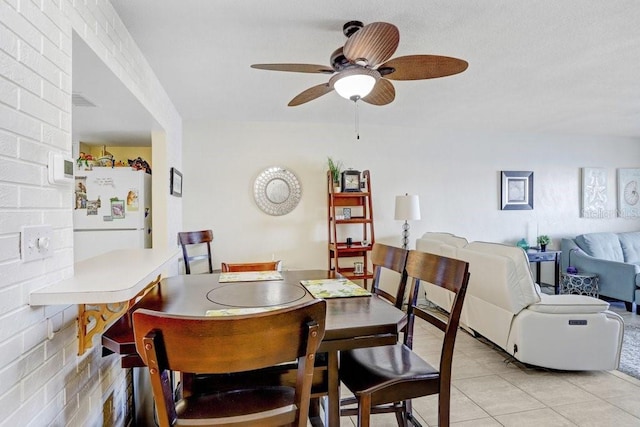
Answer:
[183,119,640,279]
[0,1,181,425]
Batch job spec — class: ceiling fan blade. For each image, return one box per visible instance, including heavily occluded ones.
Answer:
[361,79,395,106]
[251,63,335,74]
[288,83,334,106]
[379,55,469,81]
[343,22,399,67]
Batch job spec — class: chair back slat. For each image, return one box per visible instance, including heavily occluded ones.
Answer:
[178,230,213,274]
[221,260,282,272]
[370,243,409,309]
[404,250,470,368]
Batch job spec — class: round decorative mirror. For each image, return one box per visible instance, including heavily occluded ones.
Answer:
[253,167,302,216]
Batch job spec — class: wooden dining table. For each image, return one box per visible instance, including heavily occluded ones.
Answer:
[101,269,406,427]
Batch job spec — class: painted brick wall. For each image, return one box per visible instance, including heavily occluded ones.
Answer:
[0,0,181,425]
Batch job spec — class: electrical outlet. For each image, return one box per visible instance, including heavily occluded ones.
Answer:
[21,225,53,262]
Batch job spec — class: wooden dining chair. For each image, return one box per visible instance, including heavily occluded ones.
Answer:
[178,230,213,274]
[369,243,410,309]
[132,299,326,427]
[221,260,282,272]
[340,243,409,415]
[339,250,470,427]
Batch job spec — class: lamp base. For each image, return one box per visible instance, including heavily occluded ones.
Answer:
[401,221,410,250]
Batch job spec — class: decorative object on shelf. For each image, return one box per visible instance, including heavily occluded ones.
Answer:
[361,239,369,246]
[343,207,351,219]
[341,169,361,192]
[394,193,421,249]
[327,157,342,191]
[346,237,353,246]
[537,235,551,252]
[617,168,640,218]
[581,167,607,218]
[170,167,182,197]
[501,171,533,210]
[354,261,364,275]
[253,166,302,216]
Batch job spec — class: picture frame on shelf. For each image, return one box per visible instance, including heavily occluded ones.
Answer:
[170,167,183,197]
[343,207,351,219]
[501,171,533,210]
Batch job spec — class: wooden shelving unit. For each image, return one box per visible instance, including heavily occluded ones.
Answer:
[327,169,375,287]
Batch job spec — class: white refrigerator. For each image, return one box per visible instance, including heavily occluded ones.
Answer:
[73,167,152,262]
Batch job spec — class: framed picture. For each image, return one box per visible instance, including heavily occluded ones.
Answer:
[581,167,607,218]
[111,199,125,219]
[170,167,183,197]
[501,171,533,210]
[617,168,640,218]
[343,207,351,219]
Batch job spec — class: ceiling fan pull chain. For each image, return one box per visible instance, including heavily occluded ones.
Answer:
[354,100,360,140]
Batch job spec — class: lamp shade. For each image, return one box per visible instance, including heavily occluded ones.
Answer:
[330,68,380,101]
[394,194,421,221]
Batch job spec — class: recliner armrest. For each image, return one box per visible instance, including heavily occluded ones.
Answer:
[527,294,609,314]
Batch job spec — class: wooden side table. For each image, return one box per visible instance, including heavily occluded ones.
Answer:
[526,250,561,294]
[560,272,599,297]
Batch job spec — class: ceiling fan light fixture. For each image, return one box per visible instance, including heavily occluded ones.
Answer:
[330,68,380,101]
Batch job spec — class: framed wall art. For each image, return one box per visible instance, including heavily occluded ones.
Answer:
[581,167,607,218]
[617,168,640,218]
[500,171,533,210]
[170,167,183,197]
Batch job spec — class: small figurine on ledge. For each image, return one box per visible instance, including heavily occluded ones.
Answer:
[128,157,152,174]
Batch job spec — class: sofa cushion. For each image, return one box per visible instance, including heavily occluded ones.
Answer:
[528,294,609,314]
[618,231,640,263]
[575,232,624,262]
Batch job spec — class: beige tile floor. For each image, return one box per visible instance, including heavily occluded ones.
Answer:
[333,315,640,427]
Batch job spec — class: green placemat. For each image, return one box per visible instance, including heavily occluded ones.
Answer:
[301,278,371,298]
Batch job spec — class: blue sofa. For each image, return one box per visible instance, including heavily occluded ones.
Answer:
[561,232,640,314]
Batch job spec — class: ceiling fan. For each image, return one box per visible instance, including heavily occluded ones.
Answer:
[251,21,468,107]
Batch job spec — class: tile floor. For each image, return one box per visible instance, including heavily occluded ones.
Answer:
[334,310,640,426]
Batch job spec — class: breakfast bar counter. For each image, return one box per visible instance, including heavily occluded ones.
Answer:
[29,248,179,355]
[29,248,179,306]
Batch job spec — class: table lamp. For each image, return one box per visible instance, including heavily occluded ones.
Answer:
[394,194,421,249]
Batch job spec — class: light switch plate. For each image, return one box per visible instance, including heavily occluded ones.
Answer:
[21,225,53,262]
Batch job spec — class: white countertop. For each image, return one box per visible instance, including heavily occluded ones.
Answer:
[29,248,180,305]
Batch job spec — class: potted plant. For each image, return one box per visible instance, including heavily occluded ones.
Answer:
[537,235,551,251]
[327,157,342,192]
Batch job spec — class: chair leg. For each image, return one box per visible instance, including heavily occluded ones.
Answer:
[357,394,372,427]
[438,390,451,427]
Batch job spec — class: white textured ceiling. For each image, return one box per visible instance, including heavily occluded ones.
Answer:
[98,0,640,140]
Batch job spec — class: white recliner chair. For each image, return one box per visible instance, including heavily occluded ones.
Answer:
[416,232,624,371]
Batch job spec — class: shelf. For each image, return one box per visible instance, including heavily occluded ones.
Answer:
[334,218,373,224]
[327,170,375,288]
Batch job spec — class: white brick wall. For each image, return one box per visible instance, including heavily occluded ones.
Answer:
[0,0,182,425]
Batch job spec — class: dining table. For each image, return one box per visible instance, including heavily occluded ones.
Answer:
[101,269,406,427]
